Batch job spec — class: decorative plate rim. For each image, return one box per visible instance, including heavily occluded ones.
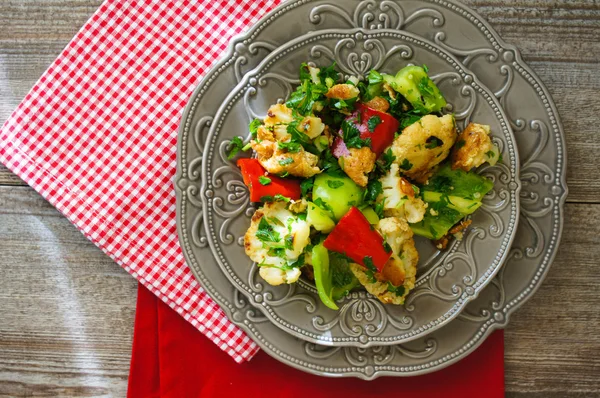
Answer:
[199,27,521,347]
[174,0,567,378]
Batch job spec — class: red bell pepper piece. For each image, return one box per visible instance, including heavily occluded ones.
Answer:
[336,104,399,158]
[356,103,400,156]
[323,207,392,272]
[237,158,301,202]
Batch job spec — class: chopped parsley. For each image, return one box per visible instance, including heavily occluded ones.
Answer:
[363,256,378,283]
[278,141,302,153]
[387,282,405,296]
[367,115,382,132]
[321,149,345,177]
[417,77,436,98]
[258,176,272,185]
[399,158,413,171]
[256,218,280,243]
[267,247,286,258]
[400,113,422,129]
[368,70,383,85]
[327,180,344,189]
[374,198,385,219]
[341,119,371,149]
[314,197,333,213]
[422,64,429,73]
[425,136,444,149]
[363,180,383,204]
[300,177,315,197]
[455,139,466,149]
[249,118,262,138]
[383,241,392,253]
[284,234,294,250]
[377,148,396,172]
[274,194,290,202]
[259,194,289,203]
[227,136,245,159]
[278,157,294,166]
[485,150,496,158]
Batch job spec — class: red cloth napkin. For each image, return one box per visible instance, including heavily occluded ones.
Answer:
[129,283,504,398]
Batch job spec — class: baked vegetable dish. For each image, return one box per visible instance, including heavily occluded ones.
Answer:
[227,63,500,309]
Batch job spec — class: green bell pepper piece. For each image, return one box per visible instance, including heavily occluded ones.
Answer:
[307,201,336,233]
[312,173,363,220]
[382,65,446,113]
[312,243,338,310]
[359,206,380,225]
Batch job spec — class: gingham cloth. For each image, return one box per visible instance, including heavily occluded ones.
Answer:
[0,0,282,363]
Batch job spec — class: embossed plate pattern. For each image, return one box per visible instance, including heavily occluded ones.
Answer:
[200,28,520,347]
[175,0,567,378]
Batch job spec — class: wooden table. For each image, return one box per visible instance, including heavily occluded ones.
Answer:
[1,1,599,396]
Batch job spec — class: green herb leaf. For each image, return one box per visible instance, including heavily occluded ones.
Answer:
[363,256,378,283]
[258,176,272,185]
[274,194,290,202]
[364,180,383,205]
[387,282,406,296]
[300,177,315,197]
[422,64,429,73]
[399,158,413,171]
[278,141,302,153]
[327,180,344,189]
[249,119,262,138]
[485,150,496,158]
[342,119,371,149]
[455,139,466,149]
[313,197,333,213]
[368,70,383,85]
[256,218,281,243]
[378,148,396,171]
[425,136,444,149]
[383,241,392,253]
[321,149,345,178]
[278,157,294,166]
[260,195,274,202]
[367,115,382,132]
[284,234,294,250]
[363,256,377,273]
[227,136,245,159]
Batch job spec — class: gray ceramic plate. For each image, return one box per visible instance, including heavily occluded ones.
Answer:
[199,28,520,347]
[175,0,567,378]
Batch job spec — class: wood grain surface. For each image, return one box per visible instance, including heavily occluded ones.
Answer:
[0,0,598,397]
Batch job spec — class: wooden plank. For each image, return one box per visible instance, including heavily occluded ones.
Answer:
[504,202,600,396]
[0,186,136,396]
[1,0,599,200]
[1,189,599,396]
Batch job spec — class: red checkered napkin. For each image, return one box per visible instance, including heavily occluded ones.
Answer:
[0,0,282,363]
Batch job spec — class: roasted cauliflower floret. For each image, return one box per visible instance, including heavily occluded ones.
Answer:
[297,116,325,139]
[391,114,457,183]
[244,201,310,286]
[339,147,376,187]
[363,96,390,113]
[259,267,302,286]
[451,123,500,171]
[378,163,427,223]
[349,217,418,305]
[259,150,320,177]
[264,103,294,141]
[325,84,360,100]
[251,103,324,178]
